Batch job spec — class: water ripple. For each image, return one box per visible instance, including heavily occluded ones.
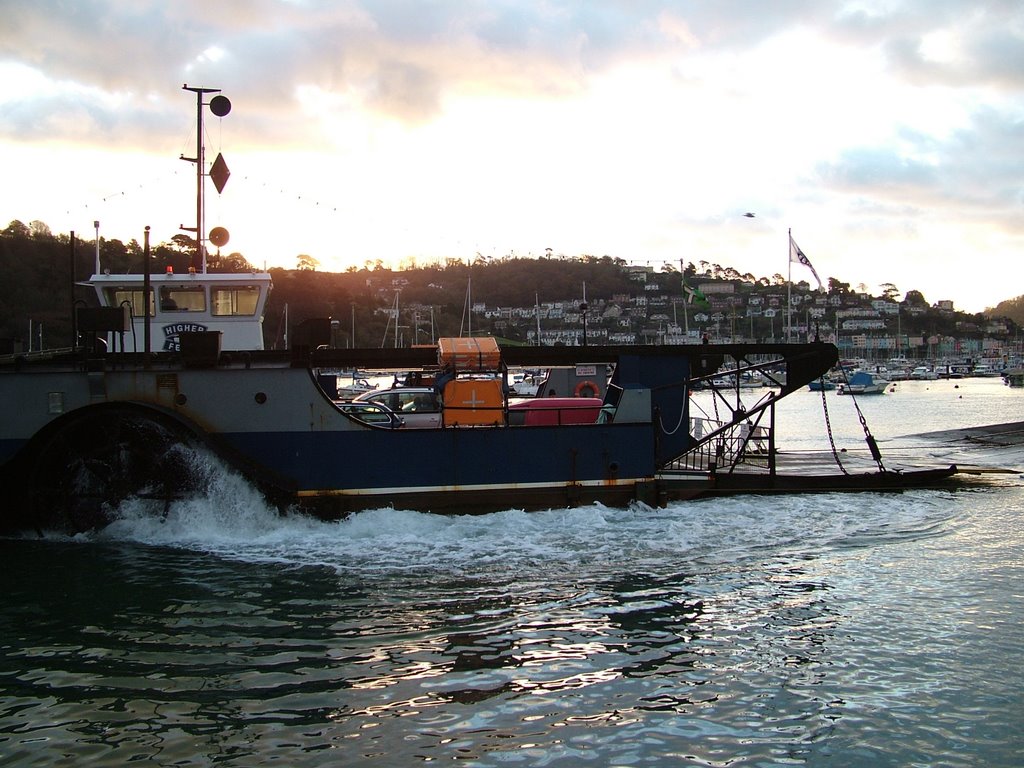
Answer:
[2,479,1021,765]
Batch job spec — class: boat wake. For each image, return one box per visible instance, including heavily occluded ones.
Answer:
[26,447,963,576]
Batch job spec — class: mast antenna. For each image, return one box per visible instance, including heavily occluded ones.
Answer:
[181,84,231,273]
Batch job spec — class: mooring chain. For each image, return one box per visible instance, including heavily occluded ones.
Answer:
[819,379,849,475]
[837,363,887,473]
[856,403,886,473]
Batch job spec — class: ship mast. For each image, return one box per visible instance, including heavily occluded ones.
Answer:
[181,85,231,273]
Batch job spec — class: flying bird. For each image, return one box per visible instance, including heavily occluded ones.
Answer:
[743,212,756,218]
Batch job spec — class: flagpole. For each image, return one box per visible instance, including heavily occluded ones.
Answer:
[680,259,689,337]
[786,228,792,342]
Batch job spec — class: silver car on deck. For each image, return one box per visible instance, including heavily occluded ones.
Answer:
[353,387,442,429]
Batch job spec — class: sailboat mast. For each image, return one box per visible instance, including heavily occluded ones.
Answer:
[460,276,473,337]
[535,292,542,345]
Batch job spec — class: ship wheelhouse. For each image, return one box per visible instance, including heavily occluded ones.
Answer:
[88,270,272,352]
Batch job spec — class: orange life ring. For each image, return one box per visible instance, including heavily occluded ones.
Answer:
[574,380,598,398]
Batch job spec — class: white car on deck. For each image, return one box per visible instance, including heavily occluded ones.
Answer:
[353,387,442,429]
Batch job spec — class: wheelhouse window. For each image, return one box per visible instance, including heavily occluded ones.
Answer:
[212,285,261,316]
[160,286,206,312]
[104,288,154,318]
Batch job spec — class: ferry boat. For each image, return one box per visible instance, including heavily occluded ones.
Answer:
[0,86,966,535]
[0,335,966,534]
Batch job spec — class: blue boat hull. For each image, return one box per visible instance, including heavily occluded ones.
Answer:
[0,341,846,531]
[221,422,656,512]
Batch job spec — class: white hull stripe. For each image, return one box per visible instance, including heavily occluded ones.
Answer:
[296,476,655,498]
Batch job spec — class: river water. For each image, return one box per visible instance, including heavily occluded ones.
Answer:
[2,377,1023,766]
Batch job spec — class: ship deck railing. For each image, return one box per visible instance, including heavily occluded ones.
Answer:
[666,417,773,475]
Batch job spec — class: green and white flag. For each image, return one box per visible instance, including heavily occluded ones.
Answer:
[683,280,706,304]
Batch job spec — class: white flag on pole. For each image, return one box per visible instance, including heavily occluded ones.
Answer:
[789,233,823,290]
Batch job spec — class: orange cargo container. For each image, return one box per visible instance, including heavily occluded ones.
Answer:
[442,378,505,426]
[437,337,501,372]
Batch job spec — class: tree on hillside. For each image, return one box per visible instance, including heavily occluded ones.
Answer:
[828,277,850,295]
[100,239,131,272]
[904,289,928,307]
[986,295,1024,325]
[4,220,29,238]
[879,283,899,301]
[169,234,196,252]
[29,220,52,238]
[208,250,255,273]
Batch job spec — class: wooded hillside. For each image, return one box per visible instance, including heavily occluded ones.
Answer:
[2,219,1019,351]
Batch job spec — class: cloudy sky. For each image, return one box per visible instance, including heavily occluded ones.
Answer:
[2,1,1022,312]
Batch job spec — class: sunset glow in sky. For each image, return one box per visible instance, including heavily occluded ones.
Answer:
[2,1,1022,312]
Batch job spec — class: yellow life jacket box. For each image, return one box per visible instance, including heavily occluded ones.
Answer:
[442,378,505,426]
[437,337,501,372]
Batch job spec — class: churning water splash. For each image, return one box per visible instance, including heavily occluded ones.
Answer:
[68,444,965,578]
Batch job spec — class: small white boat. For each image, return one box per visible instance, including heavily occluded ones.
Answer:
[808,379,836,392]
[336,377,376,399]
[910,366,939,381]
[971,364,1001,378]
[838,371,890,395]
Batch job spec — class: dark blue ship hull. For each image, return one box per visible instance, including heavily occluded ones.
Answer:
[0,341,879,533]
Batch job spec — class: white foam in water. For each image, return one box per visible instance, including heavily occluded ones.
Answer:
[100,446,307,544]
[86,443,960,574]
